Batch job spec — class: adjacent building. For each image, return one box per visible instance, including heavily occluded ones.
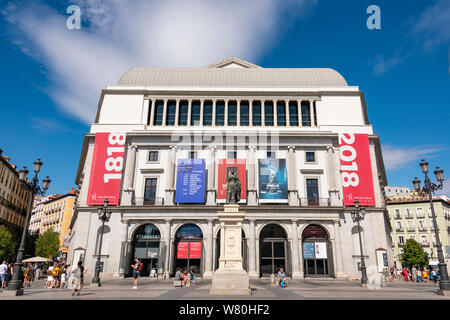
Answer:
[0,149,32,231]
[387,195,450,267]
[384,186,411,197]
[68,57,392,281]
[29,196,51,234]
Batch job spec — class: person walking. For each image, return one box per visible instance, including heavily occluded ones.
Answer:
[46,262,54,288]
[423,269,428,283]
[431,268,438,285]
[23,264,33,287]
[411,266,417,282]
[189,266,195,284]
[402,267,409,281]
[71,261,83,296]
[60,265,67,289]
[131,258,142,289]
[0,260,7,289]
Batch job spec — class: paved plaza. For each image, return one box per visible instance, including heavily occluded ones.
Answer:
[1,278,449,300]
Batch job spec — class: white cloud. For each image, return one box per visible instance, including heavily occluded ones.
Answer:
[2,0,317,123]
[381,144,446,171]
[436,178,450,197]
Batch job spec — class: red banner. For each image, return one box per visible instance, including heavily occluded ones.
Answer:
[189,242,202,259]
[177,242,189,259]
[217,159,247,203]
[339,133,375,206]
[87,133,126,205]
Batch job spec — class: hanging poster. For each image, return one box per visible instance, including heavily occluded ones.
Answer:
[177,242,189,259]
[339,133,375,206]
[175,158,206,203]
[87,132,126,205]
[303,242,315,259]
[315,242,327,259]
[217,159,247,203]
[189,242,202,259]
[258,159,288,203]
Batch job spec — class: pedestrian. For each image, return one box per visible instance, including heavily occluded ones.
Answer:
[46,262,54,288]
[417,269,422,282]
[71,261,83,296]
[431,268,438,285]
[411,266,417,282]
[423,269,428,283]
[51,262,61,288]
[0,260,7,289]
[60,265,67,289]
[182,269,190,287]
[175,268,183,287]
[131,258,142,289]
[402,267,408,281]
[23,264,33,287]
[189,266,195,284]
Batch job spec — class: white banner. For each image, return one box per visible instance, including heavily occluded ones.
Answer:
[315,242,327,259]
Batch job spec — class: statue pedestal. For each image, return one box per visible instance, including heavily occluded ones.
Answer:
[210,204,251,295]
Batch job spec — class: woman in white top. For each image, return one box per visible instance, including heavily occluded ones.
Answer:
[60,266,67,289]
[46,264,54,288]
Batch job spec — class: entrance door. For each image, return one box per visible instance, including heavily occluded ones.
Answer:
[173,224,203,276]
[260,240,287,276]
[301,224,332,278]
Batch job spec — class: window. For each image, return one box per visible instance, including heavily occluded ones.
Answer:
[227,151,237,159]
[166,100,176,126]
[276,101,286,126]
[395,209,401,218]
[189,151,198,159]
[228,101,237,126]
[178,100,188,125]
[396,221,402,230]
[301,101,311,126]
[306,179,319,206]
[252,101,261,126]
[306,152,315,163]
[289,101,298,126]
[191,100,201,125]
[153,100,164,126]
[267,151,275,158]
[416,207,424,217]
[398,236,404,244]
[264,101,274,126]
[421,235,428,245]
[144,178,157,205]
[240,101,249,126]
[148,151,159,162]
[215,101,225,126]
[203,100,213,126]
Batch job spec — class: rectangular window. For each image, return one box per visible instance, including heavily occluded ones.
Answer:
[191,100,201,125]
[306,179,319,206]
[227,151,237,159]
[289,101,298,126]
[203,100,213,126]
[398,236,404,244]
[189,151,198,159]
[252,101,262,126]
[228,101,237,126]
[313,101,317,126]
[267,151,275,158]
[166,100,176,126]
[306,152,315,163]
[240,101,249,126]
[178,100,188,125]
[264,101,274,126]
[277,101,286,126]
[153,100,164,126]
[301,101,311,126]
[395,209,401,218]
[144,178,157,205]
[215,101,225,126]
[148,151,158,162]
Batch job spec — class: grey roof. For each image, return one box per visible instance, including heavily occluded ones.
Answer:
[117,58,348,88]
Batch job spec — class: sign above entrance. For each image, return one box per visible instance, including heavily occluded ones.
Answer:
[177,242,189,259]
[189,242,202,259]
[175,158,206,203]
[339,133,375,206]
[87,132,126,205]
[217,159,247,203]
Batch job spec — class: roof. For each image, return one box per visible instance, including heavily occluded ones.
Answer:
[117,57,348,88]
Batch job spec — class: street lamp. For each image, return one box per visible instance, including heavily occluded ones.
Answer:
[351,199,368,286]
[412,159,450,295]
[8,159,51,296]
[91,199,112,287]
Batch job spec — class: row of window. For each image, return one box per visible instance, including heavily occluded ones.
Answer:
[397,234,437,246]
[393,207,431,219]
[149,99,317,127]
[394,220,437,231]
[142,177,320,206]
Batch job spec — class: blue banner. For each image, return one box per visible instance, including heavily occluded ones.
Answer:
[258,159,288,203]
[175,159,206,203]
[303,242,315,259]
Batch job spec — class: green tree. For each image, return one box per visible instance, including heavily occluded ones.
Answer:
[35,230,60,259]
[400,238,429,269]
[0,225,17,260]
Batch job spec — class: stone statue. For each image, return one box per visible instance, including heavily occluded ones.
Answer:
[226,171,241,204]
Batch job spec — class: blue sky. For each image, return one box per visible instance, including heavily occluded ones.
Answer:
[0,0,449,196]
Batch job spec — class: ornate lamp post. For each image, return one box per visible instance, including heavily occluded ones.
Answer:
[412,159,450,294]
[91,199,112,287]
[8,159,51,295]
[351,199,368,286]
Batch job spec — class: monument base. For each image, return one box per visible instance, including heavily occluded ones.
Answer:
[210,268,251,295]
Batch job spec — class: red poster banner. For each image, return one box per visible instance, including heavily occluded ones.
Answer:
[177,242,189,259]
[217,159,247,203]
[87,133,126,205]
[339,133,375,206]
[189,242,202,259]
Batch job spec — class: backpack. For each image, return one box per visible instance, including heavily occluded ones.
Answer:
[280,280,286,287]
[137,262,143,272]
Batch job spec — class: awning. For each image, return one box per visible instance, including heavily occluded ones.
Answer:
[22,256,53,263]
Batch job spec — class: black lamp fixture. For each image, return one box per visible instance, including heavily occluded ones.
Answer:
[351,199,368,286]
[92,199,112,287]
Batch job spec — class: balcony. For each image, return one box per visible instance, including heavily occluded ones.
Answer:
[299,197,330,207]
[134,197,164,206]
[416,214,425,219]
[395,227,404,232]
[421,242,430,247]
[405,214,414,219]
[394,214,401,219]
[418,226,427,232]
[407,227,416,232]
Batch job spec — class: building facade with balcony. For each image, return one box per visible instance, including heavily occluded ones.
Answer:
[0,149,32,232]
[387,195,450,267]
[68,57,392,281]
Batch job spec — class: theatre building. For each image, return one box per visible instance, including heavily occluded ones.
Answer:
[68,57,393,281]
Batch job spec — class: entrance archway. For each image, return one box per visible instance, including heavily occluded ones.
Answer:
[302,224,332,277]
[131,224,161,277]
[259,224,288,276]
[174,224,203,276]
[215,229,247,271]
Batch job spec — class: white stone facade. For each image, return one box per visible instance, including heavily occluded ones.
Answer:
[68,57,392,282]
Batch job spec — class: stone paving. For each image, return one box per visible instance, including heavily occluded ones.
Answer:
[1,278,449,300]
